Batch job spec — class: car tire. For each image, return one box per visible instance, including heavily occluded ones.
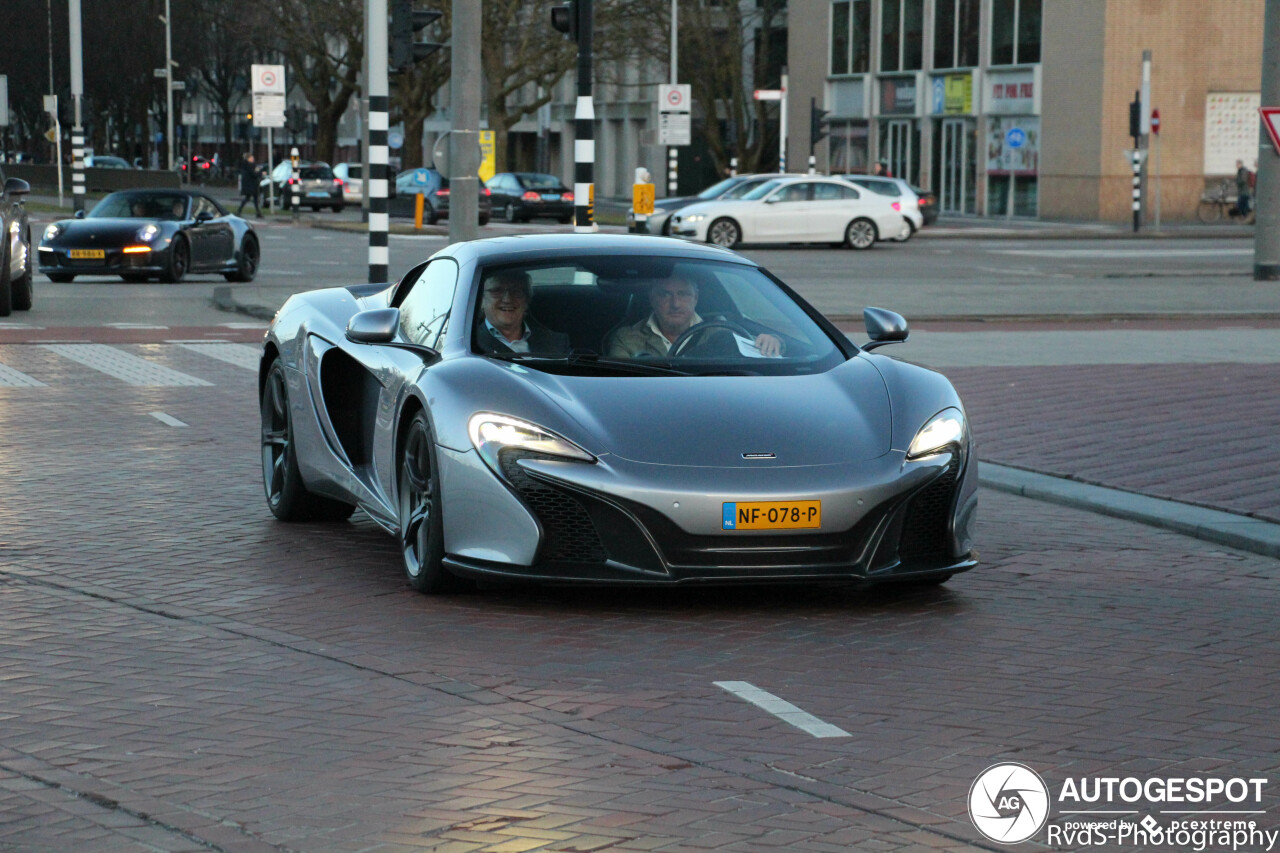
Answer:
[558,215,572,224]
[707,218,741,248]
[309,205,321,212]
[47,273,75,283]
[225,235,259,283]
[331,203,344,213]
[892,221,915,243]
[660,218,673,236]
[161,236,190,283]
[424,203,439,225]
[12,232,33,311]
[504,203,519,224]
[845,218,878,250]
[479,216,490,226]
[399,411,464,594]
[0,243,12,317]
[260,358,356,522]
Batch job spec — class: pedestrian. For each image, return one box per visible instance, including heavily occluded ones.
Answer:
[873,160,893,178]
[1235,159,1251,218]
[237,153,264,218]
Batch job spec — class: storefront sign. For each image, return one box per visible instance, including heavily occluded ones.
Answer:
[880,77,917,115]
[1204,92,1259,175]
[932,73,973,115]
[986,69,1036,114]
[987,116,1039,175]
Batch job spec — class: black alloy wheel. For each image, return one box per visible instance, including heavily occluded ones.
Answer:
[163,236,190,283]
[260,359,355,522]
[399,411,462,594]
[226,235,259,282]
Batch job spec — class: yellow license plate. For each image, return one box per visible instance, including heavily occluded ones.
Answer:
[722,501,821,530]
[70,249,105,259]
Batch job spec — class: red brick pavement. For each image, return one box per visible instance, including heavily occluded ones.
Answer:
[0,342,1277,851]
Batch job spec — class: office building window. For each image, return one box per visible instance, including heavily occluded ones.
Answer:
[991,0,1041,65]
[880,0,923,72]
[830,0,871,75]
[934,0,980,69]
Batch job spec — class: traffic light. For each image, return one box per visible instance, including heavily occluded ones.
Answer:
[1128,90,1141,145]
[391,0,443,73]
[810,99,830,151]
[550,0,580,41]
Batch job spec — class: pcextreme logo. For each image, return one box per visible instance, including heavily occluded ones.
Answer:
[968,763,1051,843]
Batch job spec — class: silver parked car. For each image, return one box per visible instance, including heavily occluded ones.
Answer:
[259,234,976,593]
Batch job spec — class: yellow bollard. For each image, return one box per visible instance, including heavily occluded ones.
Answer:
[414,192,425,230]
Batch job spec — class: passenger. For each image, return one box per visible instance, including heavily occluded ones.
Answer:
[606,277,783,358]
[131,200,147,217]
[171,199,187,219]
[474,270,570,355]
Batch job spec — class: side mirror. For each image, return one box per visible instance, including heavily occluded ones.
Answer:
[74,209,86,219]
[196,211,214,223]
[764,195,779,204]
[3,177,30,197]
[861,306,908,351]
[346,308,400,344]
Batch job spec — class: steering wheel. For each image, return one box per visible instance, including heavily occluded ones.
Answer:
[670,319,755,357]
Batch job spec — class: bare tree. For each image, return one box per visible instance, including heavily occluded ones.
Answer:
[272,0,363,164]
[390,0,450,170]
[178,0,273,157]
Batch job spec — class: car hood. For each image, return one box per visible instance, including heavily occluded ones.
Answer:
[47,218,167,244]
[525,356,891,467]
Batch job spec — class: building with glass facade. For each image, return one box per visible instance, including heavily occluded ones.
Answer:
[787,0,1266,221]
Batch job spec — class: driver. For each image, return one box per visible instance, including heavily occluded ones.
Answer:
[606,277,782,358]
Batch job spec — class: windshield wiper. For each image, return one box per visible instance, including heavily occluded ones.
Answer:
[485,351,695,376]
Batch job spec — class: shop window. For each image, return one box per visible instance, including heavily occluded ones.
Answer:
[991,0,1041,66]
[828,120,870,173]
[830,0,871,75]
[934,0,980,69]
[880,0,923,72]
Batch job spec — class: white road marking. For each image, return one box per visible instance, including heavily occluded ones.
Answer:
[264,235,287,240]
[713,681,850,739]
[0,322,44,329]
[150,411,188,427]
[0,362,46,387]
[105,323,169,330]
[259,270,303,276]
[219,323,267,329]
[176,342,259,370]
[390,234,448,240]
[992,248,1253,259]
[42,344,213,386]
[309,260,341,264]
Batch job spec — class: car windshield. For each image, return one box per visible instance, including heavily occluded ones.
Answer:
[519,173,562,190]
[90,192,187,220]
[470,256,845,377]
[301,166,333,180]
[740,180,785,201]
[720,179,769,200]
[857,180,901,197]
[696,177,743,199]
[343,164,362,179]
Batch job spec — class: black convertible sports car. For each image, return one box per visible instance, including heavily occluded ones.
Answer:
[38,189,260,283]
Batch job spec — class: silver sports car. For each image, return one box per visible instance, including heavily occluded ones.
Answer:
[259,234,977,593]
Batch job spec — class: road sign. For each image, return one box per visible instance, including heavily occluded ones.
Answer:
[412,168,430,186]
[659,84,691,113]
[252,64,286,95]
[1150,108,1161,135]
[1005,127,1026,149]
[0,76,8,127]
[633,183,655,216]
[479,130,495,183]
[252,93,286,128]
[1260,107,1280,154]
[43,94,57,115]
[388,130,404,150]
[182,112,197,125]
[44,127,57,143]
[153,67,169,78]
[171,81,186,92]
[658,112,691,146]
[753,89,784,101]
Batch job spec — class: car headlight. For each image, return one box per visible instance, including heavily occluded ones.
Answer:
[683,214,706,223]
[43,223,62,242]
[467,413,595,476]
[135,223,160,242]
[907,408,966,460]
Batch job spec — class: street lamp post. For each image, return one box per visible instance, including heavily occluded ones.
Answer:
[162,0,175,172]
[69,0,84,212]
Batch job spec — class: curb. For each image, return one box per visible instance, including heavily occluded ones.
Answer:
[980,462,1280,559]
[212,286,277,321]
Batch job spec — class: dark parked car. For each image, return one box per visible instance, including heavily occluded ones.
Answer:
[390,168,491,224]
[260,161,344,211]
[486,172,574,223]
[0,167,33,316]
[38,189,259,283]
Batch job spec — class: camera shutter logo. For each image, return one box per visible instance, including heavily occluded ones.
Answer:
[968,763,1050,843]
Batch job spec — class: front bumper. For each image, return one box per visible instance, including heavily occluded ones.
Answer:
[38,244,169,275]
[440,447,978,586]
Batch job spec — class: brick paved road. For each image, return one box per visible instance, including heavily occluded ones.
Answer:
[0,336,1277,851]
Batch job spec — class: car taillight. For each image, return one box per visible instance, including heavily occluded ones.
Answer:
[522,191,540,202]
[334,178,344,187]
[288,178,298,184]
[920,197,932,205]
[562,191,574,202]
[482,187,491,196]
[435,188,450,197]
[891,201,901,211]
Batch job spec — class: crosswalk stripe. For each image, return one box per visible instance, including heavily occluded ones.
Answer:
[175,342,259,370]
[0,362,46,387]
[41,344,213,387]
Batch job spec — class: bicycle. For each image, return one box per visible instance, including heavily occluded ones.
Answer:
[1197,178,1255,223]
